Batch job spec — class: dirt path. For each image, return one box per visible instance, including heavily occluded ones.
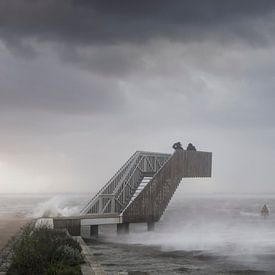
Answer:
[0,219,30,250]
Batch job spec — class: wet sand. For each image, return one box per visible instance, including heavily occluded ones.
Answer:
[0,218,30,250]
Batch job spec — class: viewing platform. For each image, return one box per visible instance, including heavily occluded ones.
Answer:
[53,145,212,237]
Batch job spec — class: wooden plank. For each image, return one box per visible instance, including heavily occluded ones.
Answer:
[123,150,212,223]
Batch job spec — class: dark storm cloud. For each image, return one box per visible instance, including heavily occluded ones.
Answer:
[1,0,275,82]
[0,0,275,48]
[1,1,275,194]
[0,48,126,114]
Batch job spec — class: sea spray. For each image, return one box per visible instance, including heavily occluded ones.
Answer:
[2,193,275,272]
[102,195,275,271]
[29,194,89,218]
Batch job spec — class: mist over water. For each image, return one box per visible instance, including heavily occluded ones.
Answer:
[2,193,275,272]
[157,195,275,255]
[100,195,275,272]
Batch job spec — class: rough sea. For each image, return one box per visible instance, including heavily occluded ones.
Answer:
[1,193,275,274]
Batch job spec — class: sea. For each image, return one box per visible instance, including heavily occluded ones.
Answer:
[1,193,275,274]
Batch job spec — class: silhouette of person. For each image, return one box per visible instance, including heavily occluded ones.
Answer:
[187,143,197,151]
[172,142,183,150]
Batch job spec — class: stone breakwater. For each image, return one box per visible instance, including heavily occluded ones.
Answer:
[0,235,18,273]
[0,220,35,273]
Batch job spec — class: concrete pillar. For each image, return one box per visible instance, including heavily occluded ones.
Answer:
[117,223,130,235]
[147,222,155,232]
[90,225,99,238]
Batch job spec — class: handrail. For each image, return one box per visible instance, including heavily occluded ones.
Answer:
[80,151,138,214]
[80,151,171,214]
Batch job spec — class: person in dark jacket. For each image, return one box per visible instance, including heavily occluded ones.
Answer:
[187,143,197,151]
[172,142,183,150]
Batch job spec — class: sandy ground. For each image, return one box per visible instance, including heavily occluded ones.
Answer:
[0,218,30,250]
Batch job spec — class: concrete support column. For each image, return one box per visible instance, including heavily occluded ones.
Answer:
[90,225,99,238]
[147,222,155,232]
[117,223,130,235]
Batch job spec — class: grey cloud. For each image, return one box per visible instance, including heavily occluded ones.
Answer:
[0,48,126,114]
[1,0,275,78]
[1,1,275,193]
[57,44,146,77]
[1,0,275,48]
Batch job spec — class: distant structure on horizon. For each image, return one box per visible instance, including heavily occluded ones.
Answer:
[54,143,212,237]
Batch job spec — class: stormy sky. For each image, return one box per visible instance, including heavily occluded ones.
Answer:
[1,0,275,194]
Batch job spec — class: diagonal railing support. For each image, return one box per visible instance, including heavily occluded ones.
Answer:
[81,151,171,215]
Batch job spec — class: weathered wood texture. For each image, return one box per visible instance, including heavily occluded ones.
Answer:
[184,150,212,177]
[122,150,212,223]
[53,218,80,236]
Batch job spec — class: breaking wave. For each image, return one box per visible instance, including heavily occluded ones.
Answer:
[29,194,87,218]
